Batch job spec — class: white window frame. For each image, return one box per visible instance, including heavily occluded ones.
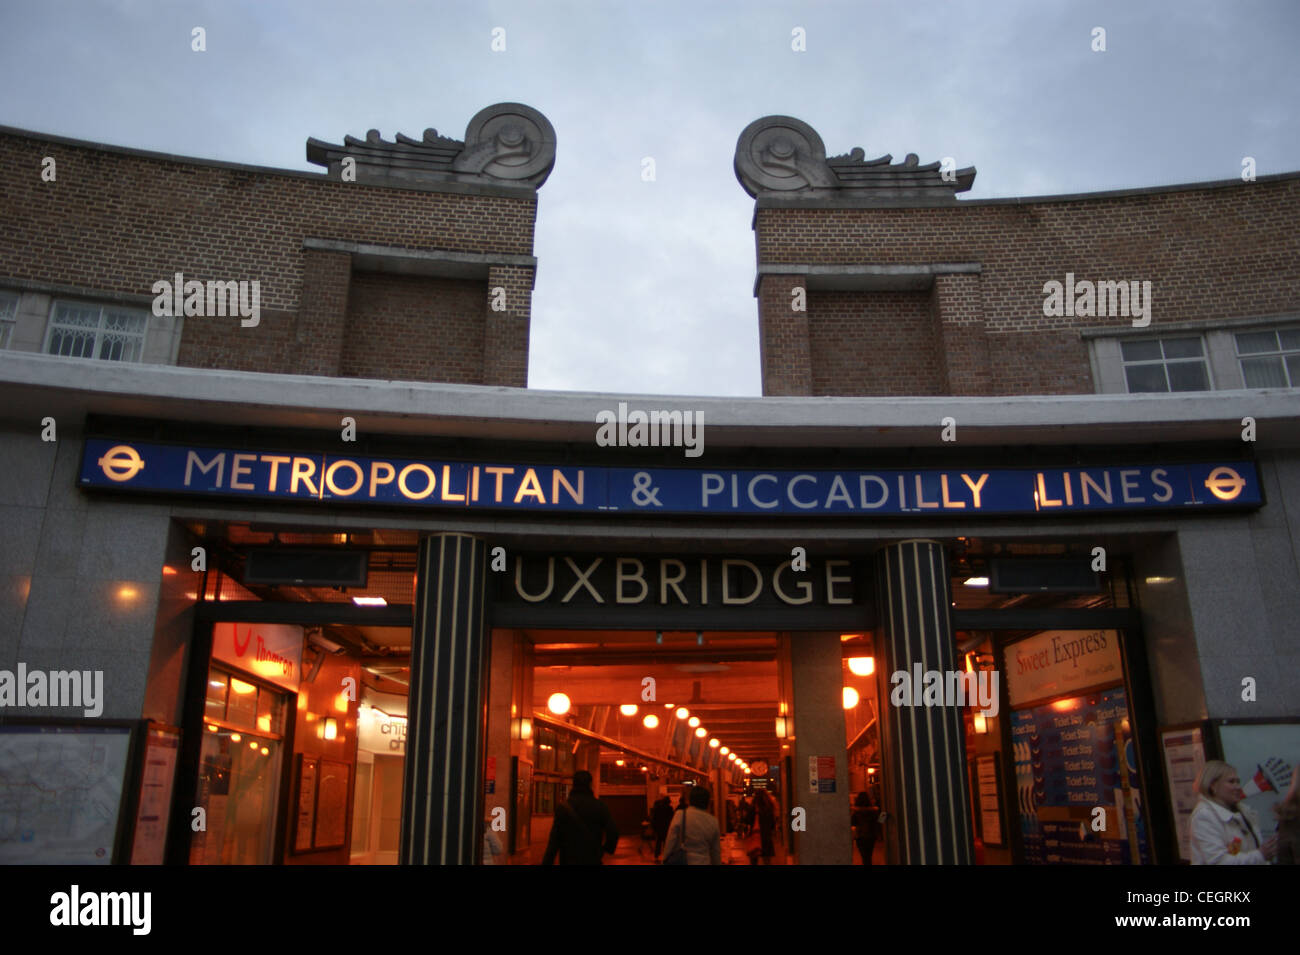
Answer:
[1234,327,1300,389]
[43,299,149,363]
[1117,334,1213,394]
[1085,316,1300,394]
[0,290,17,349]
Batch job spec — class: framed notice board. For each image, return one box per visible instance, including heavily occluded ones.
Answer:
[0,719,142,865]
[293,755,319,853]
[1158,722,1209,863]
[314,759,350,850]
[128,722,182,864]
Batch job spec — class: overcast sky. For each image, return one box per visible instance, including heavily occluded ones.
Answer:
[2,0,1297,396]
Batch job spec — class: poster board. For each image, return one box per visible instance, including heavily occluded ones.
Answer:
[293,755,318,853]
[976,754,1004,846]
[1010,686,1151,864]
[1159,722,1209,862]
[1214,719,1300,842]
[129,722,182,865]
[0,719,140,864]
[313,759,350,849]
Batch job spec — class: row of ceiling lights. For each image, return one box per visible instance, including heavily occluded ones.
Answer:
[545,695,753,775]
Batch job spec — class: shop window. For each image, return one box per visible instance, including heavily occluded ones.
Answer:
[44,300,147,362]
[192,664,289,864]
[0,290,16,348]
[1120,336,1210,393]
[1236,327,1300,388]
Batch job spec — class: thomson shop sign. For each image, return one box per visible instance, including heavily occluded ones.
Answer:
[79,439,1262,518]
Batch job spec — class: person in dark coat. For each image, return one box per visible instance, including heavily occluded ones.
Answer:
[852,791,879,865]
[754,788,777,864]
[541,770,620,865]
[651,795,675,861]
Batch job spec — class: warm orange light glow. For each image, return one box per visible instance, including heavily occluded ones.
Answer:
[867,767,877,775]
[256,715,270,732]
[162,566,177,576]
[709,738,719,748]
[720,746,729,755]
[249,741,258,749]
[230,733,242,742]
[695,727,707,738]
[324,718,338,740]
[206,724,217,733]
[847,656,874,676]
[298,693,308,711]
[727,753,737,761]
[116,585,139,601]
[743,767,751,775]
[615,759,625,767]
[642,714,660,729]
[1050,699,1077,712]
[334,693,349,713]
[774,716,788,738]
[675,707,689,720]
[547,693,571,715]
[688,716,700,728]
[843,687,860,709]
[973,714,988,734]
[664,703,674,709]
[619,704,638,716]
[1204,466,1246,501]
[230,678,255,695]
[260,746,269,755]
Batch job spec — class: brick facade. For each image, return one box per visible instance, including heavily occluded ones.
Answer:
[752,177,1300,396]
[0,126,539,386]
[340,273,485,383]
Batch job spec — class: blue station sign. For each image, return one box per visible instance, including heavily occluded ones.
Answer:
[79,439,1262,518]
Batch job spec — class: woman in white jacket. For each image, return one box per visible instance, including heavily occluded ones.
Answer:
[1189,761,1277,865]
[662,785,722,865]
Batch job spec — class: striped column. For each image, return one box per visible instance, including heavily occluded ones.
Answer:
[874,540,974,864]
[401,533,489,865]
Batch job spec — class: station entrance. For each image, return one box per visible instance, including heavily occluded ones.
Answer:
[162,522,1169,866]
[485,628,856,865]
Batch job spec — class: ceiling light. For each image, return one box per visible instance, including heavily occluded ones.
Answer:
[847,656,874,676]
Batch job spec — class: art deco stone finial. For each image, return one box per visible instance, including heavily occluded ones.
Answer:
[307,102,556,189]
[734,115,974,201]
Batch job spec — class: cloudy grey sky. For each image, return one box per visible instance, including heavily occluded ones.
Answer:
[2,0,1297,396]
